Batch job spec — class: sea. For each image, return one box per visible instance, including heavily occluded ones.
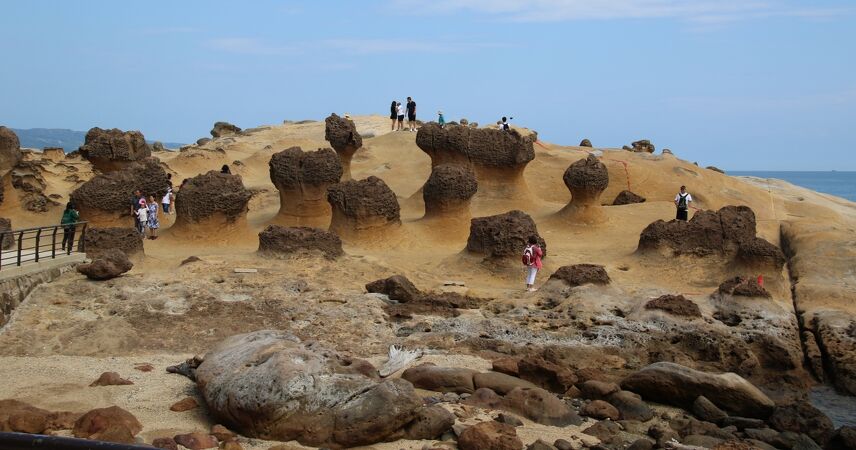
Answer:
[729,171,856,202]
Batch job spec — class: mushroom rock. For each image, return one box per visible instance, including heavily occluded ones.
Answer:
[628,140,655,153]
[415,122,537,208]
[324,114,362,181]
[78,127,152,172]
[467,210,546,260]
[269,146,342,227]
[210,121,241,138]
[556,154,609,223]
[195,330,423,448]
[0,126,23,204]
[257,225,344,259]
[612,190,646,206]
[422,164,477,220]
[82,227,145,258]
[326,176,400,241]
[173,171,252,236]
[579,139,592,147]
[70,158,169,227]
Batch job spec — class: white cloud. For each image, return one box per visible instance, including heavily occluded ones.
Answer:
[388,0,848,23]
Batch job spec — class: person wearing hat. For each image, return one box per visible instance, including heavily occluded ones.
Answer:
[437,110,445,128]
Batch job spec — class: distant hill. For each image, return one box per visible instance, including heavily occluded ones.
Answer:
[11,128,185,152]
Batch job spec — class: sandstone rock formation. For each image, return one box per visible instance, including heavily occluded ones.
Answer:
[422,164,477,219]
[467,210,546,260]
[579,139,592,147]
[416,122,537,207]
[628,140,655,153]
[0,127,23,202]
[365,275,420,302]
[645,294,702,318]
[717,276,770,298]
[612,190,646,206]
[211,121,241,138]
[621,362,775,418]
[549,264,610,287]
[195,330,424,448]
[324,114,362,180]
[82,227,144,258]
[556,154,609,223]
[257,225,344,259]
[70,158,169,226]
[637,206,785,270]
[77,248,133,280]
[0,217,13,250]
[458,421,522,450]
[78,127,151,172]
[73,406,142,444]
[269,146,342,226]
[11,159,59,212]
[326,176,400,240]
[174,171,252,230]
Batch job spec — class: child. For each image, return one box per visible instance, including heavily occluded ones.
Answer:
[523,236,544,292]
[136,199,148,235]
[147,195,160,240]
[438,111,445,128]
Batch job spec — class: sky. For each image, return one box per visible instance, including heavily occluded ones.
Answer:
[1,0,854,170]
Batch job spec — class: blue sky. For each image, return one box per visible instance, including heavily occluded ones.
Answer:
[1,0,854,170]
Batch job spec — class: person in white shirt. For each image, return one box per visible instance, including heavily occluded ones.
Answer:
[674,185,693,221]
[396,102,405,131]
[162,187,173,214]
[136,199,149,235]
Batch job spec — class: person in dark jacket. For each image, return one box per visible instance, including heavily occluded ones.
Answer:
[60,201,80,252]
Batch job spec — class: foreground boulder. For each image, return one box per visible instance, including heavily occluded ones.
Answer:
[77,249,133,280]
[195,330,423,448]
[365,275,420,302]
[82,227,144,258]
[78,127,151,172]
[467,210,546,260]
[416,122,537,205]
[257,225,343,259]
[549,264,610,287]
[325,114,362,180]
[422,164,478,219]
[70,158,169,226]
[174,171,252,231]
[645,294,702,318]
[327,176,400,240]
[556,154,609,223]
[269,146,342,226]
[458,421,523,450]
[73,406,142,444]
[210,121,241,138]
[612,190,646,206]
[620,362,775,418]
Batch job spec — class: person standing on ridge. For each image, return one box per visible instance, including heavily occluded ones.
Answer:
[389,100,397,131]
[396,102,405,131]
[675,185,693,221]
[60,201,80,253]
[500,116,511,131]
[406,96,417,132]
[438,110,445,128]
[523,236,543,292]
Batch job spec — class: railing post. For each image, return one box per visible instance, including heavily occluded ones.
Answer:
[34,229,41,263]
[78,222,88,253]
[0,232,4,270]
[16,231,23,266]
[52,227,58,259]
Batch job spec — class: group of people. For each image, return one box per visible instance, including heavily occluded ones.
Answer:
[390,97,417,132]
[521,185,694,291]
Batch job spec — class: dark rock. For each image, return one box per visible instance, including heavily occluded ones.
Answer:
[582,400,620,420]
[89,372,133,387]
[169,397,198,412]
[563,154,609,203]
[402,405,454,440]
[503,387,582,426]
[553,439,573,450]
[549,264,610,287]
[423,164,478,217]
[527,439,557,450]
[269,146,342,220]
[826,426,856,450]
[583,420,622,443]
[78,127,151,171]
[612,190,647,205]
[473,372,539,395]
[707,166,725,174]
[608,390,655,422]
[175,171,252,223]
[768,402,834,446]
[648,422,680,447]
[0,217,13,250]
[180,256,202,266]
[73,406,142,444]
[257,225,343,259]
[645,294,701,318]
[579,380,621,400]
[579,139,592,147]
[463,388,504,410]
[737,237,787,270]
[211,121,241,138]
[683,434,724,447]
[152,437,178,450]
[174,432,218,450]
[496,413,524,427]
[210,424,236,442]
[0,126,23,181]
[718,276,771,298]
[401,363,477,394]
[467,210,546,259]
[196,138,211,146]
[416,122,536,169]
[324,114,362,180]
[365,275,420,302]
[629,140,655,153]
[458,421,523,450]
[493,358,519,376]
[721,416,764,430]
[517,355,577,393]
[692,395,727,424]
[82,227,144,258]
[327,176,400,236]
[77,249,133,280]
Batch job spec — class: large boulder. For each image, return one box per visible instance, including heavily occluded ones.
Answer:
[416,122,537,205]
[557,154,609,223]
[458,421,523,450]
[548,264,610,287]
[70,158,169,227]
[768,402,834,446]
[269,147,342,226]
[467,210,546,259]
[82,227,144,258]
[210,121,241,138]
[326,176,400,240]
[257,225,343,259]
[612,190,646,206]
[401,363,477,393]
[365,275,420,302]
[194,330,423,448]
[422,164,477,219]
[620,362,775,419]
[174,171,252,227]
[78,127,151,172]
[0,126,23,187]
[77,249,133,280]
[324,114,362,180]
[73,406,142,444]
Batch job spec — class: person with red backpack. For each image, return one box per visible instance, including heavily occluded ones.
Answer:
[523,235,543,292]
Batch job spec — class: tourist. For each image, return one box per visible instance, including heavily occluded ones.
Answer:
[136,199,148,235]
[406,96,417,132]
[523,236,543,292]
[221,164,231,174]
[500,116,511,131]
[147,195,160,240]
[390,100,397,131]
[396,102,405,131]
[130,189,144,231]
[60,201,79,253]
[162,186,173,214]
[438,110,445,128]
[675,185,693,221]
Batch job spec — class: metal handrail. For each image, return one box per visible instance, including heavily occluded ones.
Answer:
[0,432,153,450]
[0,221,87,270]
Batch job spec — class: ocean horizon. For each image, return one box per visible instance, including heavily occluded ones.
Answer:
[729,171,856,202]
